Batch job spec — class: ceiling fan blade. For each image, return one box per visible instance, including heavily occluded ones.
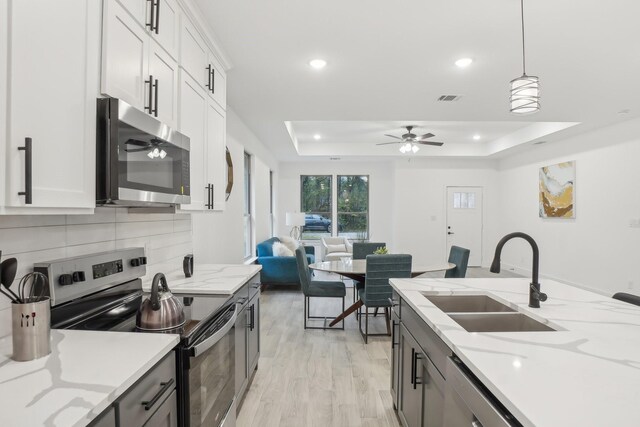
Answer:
[376,141,401,145]
[418,133,435,139]
[417,141,444,146]
[125,147,149,153]
[383,134,403,140]
[125,139,149,147]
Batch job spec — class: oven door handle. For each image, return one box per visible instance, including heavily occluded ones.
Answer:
[191,307,237,357]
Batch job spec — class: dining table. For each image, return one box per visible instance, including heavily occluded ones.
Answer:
[308,259,456,327]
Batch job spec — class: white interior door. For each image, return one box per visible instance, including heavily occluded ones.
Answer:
[446,187,483,266]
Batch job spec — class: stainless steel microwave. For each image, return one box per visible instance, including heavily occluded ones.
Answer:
[96,98,190,207]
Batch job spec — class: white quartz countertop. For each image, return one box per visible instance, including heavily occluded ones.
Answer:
[143,264,262,295]
[390,277,640,427]
[0,329,178,427]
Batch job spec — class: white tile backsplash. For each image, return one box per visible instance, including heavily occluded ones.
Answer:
[0,208,192,337]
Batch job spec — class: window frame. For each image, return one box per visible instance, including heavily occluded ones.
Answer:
[299,175,333,240]
[337,174,370,240]
[243,152,253,259]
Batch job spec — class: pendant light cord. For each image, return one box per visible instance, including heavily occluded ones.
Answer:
[520,0,526,75]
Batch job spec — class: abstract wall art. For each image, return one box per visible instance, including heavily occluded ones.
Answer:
[539,161,575,218]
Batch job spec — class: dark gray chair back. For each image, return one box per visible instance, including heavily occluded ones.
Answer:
[295,247,311,295]
[353,242,386,260]
[445,246,470,278]
[612,292,640,307]
[362,254,412,307]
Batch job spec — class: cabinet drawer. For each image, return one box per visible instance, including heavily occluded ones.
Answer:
[116,352,176,427]
[143,389,178,427]
[401,300,451,378]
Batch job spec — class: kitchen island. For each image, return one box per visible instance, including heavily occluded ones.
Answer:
[390,277,640,427]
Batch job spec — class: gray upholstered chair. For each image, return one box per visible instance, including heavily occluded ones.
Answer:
[321,236,352,261]
[358,254,412,343]
[445,246,470,278]
[352,242,386,259]
[295,247,346,330]
[351,242,387,304]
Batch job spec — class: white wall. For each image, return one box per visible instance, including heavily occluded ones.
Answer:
[496,118,640,296]
[192,108,276,263]
[0,208,192,337]
[392,159,499,267]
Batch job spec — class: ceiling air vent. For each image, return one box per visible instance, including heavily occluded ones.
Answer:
[437,95,462,102]
[329,157,341,161]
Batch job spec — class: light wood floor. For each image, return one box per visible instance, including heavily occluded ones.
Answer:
[236,268,521,426]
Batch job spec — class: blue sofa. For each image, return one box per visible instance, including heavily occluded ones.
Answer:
[256,237,315,285]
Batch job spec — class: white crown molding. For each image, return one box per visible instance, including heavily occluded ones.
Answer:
[177,0,233,71]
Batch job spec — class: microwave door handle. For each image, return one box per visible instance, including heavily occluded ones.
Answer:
[191,307,237,357]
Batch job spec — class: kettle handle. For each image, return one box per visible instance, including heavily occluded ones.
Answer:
[150,273,167,310]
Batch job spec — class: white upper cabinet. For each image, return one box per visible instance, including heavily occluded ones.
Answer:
[179,17,208,86]
[207,100,226,211]
[115,0,147,26]
[148,40,179,129]
[102,0,149,110]
[208,53,227,110]
[153,0,180,60]
[2,0,100,212]
[178,71,207,211]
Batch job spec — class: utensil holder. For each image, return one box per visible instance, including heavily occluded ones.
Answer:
[11,297,51,361]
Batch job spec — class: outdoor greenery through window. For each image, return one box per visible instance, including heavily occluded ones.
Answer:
[338,175,369,240]
[300,175,332,240]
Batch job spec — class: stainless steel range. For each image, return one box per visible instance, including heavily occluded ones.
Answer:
[34,248,236,427]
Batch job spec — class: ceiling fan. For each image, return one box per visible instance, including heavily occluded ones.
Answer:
[377,126,444,153]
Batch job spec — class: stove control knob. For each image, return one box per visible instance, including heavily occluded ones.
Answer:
[59,274,74,286]
[139,257,148,265]
[130,258,141,267]
[72,271,86,282]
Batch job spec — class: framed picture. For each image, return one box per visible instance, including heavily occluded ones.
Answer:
[539,161,575,218]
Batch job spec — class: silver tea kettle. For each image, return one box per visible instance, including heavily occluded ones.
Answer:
[136,273,186,331]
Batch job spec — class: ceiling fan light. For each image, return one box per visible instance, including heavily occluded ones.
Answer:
[411,144,419,153]
[510,74,540,114]
[159,149,167,159]
[152,148,160,158]
[147,151,155,159]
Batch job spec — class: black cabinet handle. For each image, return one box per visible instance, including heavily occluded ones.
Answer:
[152,78,159,117]
[146,0,156,32]
[249,304,255,331]
[145,75,154,114]
[141,378,174,411]
[206,65,212,90]
[205,184,211,209]
[18,137,32,204]
[154,0,160,34]
[210,183,214,209]
[210,67,215,94]
[412,351,422,390]
[391,320,398,348]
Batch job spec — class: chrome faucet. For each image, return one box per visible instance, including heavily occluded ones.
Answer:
[490,232,547,308]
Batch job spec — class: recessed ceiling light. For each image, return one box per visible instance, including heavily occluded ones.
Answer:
[473,134,481,140]
[313,134,321,140]
[309,59,327,69]
[455,57,473,68]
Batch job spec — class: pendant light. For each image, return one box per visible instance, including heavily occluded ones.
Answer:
[510,0,540,114]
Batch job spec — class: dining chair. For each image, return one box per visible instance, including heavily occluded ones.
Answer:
[295,247,346,330]
[357,254,412,343]
[351,242,387,305]
[445,246,470,278]
[612,292,640,306]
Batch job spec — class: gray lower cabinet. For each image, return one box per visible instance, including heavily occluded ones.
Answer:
[234,274,261,411]
[398,324,423,427]
[390,308,400,409]
[91,352,177,427]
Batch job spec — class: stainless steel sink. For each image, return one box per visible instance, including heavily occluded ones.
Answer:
[423,294,515,313]
[448,313,557,332]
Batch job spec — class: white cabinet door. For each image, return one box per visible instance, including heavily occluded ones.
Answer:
[153,0,180,60]
[179,17,208,88]
[207,100,226,211]
[102,0,149,110]
[207,53,227,110]
[149,41,178,129]
[116,0,147,26]
[4,0,100,210]
[178,71,207,211]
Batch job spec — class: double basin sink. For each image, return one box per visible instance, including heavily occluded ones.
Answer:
[423,294,556,332]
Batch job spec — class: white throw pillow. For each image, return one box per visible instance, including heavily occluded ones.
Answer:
[278,236,299,253]
[273,241,294,257]
[326,244,347,253]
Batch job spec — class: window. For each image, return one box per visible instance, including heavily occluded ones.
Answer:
[300,175,332,240]
[243,152,253,258]
[269,170,274,236]
[453,191,476,209]
[337,175,369,240]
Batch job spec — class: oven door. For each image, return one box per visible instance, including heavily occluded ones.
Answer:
[181,304,236,427]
